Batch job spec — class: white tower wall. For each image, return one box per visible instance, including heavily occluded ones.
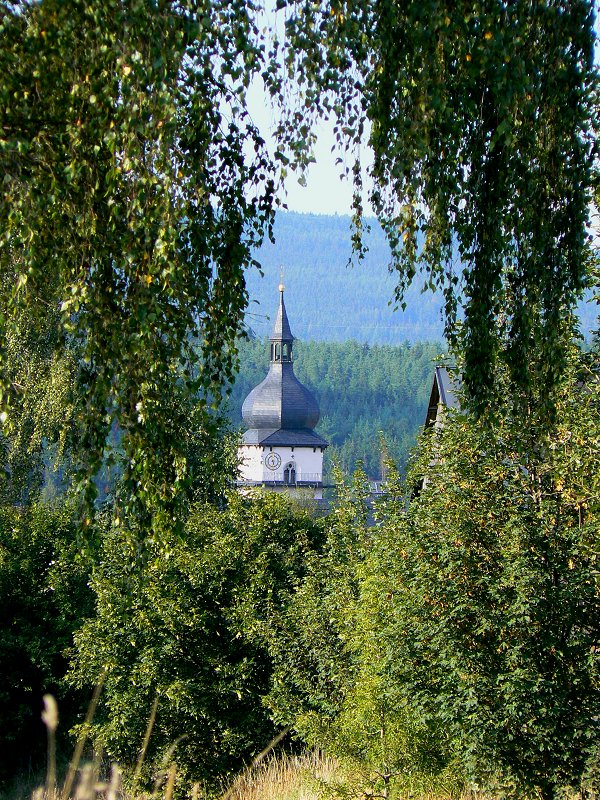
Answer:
[238,444,324,485]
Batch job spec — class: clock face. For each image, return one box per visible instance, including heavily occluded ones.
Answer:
[265,452,281,470]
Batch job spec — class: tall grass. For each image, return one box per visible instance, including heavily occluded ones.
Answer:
[222,750,342,800]
[30,690,346,800]
[31,695,337,800]
[28,695,468,800]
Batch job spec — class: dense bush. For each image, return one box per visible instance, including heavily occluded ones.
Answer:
[264,468,458,799]
[0,501,93,783]
[70,492,322,789]
[389,354,600,798]
[265,346,600,799]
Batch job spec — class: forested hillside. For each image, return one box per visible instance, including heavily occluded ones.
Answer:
[247,212,444,343]
[228,337,443,479]
[247,212,597,344]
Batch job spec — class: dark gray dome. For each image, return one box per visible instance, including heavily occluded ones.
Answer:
[242,362,320,430]
[242,286,322,434]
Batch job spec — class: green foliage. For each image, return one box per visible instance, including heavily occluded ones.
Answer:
[0,500,93,783]
[332,475,462,798]
[278,0,597,413]
[229,337,441,479]
[0,304,77,506]
[265,468,458,798]
[265,469,368,736]
[69,492,322,789]
[379,350,600,797]
[2,1,595,527]
[0,0,280,530]
[0,5,597,795]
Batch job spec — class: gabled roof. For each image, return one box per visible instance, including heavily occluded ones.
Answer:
[425,366,460,428]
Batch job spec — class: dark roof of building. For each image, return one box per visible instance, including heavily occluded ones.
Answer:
[242,428,328,447]
[269,287,294,342]
[242,362,320,430]
[241,286,327,444]
[425,365,460,427]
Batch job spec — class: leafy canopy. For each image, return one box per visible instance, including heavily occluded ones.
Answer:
[1,0,596,527]
[0,0,280,530]
[278,0,597,411]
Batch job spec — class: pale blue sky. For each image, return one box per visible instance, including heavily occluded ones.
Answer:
[247,79,374,216]
[281,117,374,215]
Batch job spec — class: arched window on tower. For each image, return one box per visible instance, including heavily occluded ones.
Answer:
[274,343,281,361]
[283,462,296,485]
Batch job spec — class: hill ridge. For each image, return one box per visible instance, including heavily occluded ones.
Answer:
[247,210,597,344]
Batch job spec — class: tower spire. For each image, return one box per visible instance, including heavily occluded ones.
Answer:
[270,279,294,362]
[238,283,328,498]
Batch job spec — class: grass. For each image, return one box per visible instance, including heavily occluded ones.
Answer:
[23,747,467,800]
[222,750,343,800]
[24,739,343,800]
[21,694,466,800]
[27,692,336,800]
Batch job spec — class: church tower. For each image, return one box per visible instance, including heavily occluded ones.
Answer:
[238,285,328,498]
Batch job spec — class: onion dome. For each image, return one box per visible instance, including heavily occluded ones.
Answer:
[242,364,320,430]
[241,286,322,435]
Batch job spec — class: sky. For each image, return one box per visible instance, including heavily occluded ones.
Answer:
[247,80,374,217]
[280,118,374,216]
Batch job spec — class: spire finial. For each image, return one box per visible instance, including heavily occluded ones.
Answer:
[279,266,285,293]
[269,274,294,344]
